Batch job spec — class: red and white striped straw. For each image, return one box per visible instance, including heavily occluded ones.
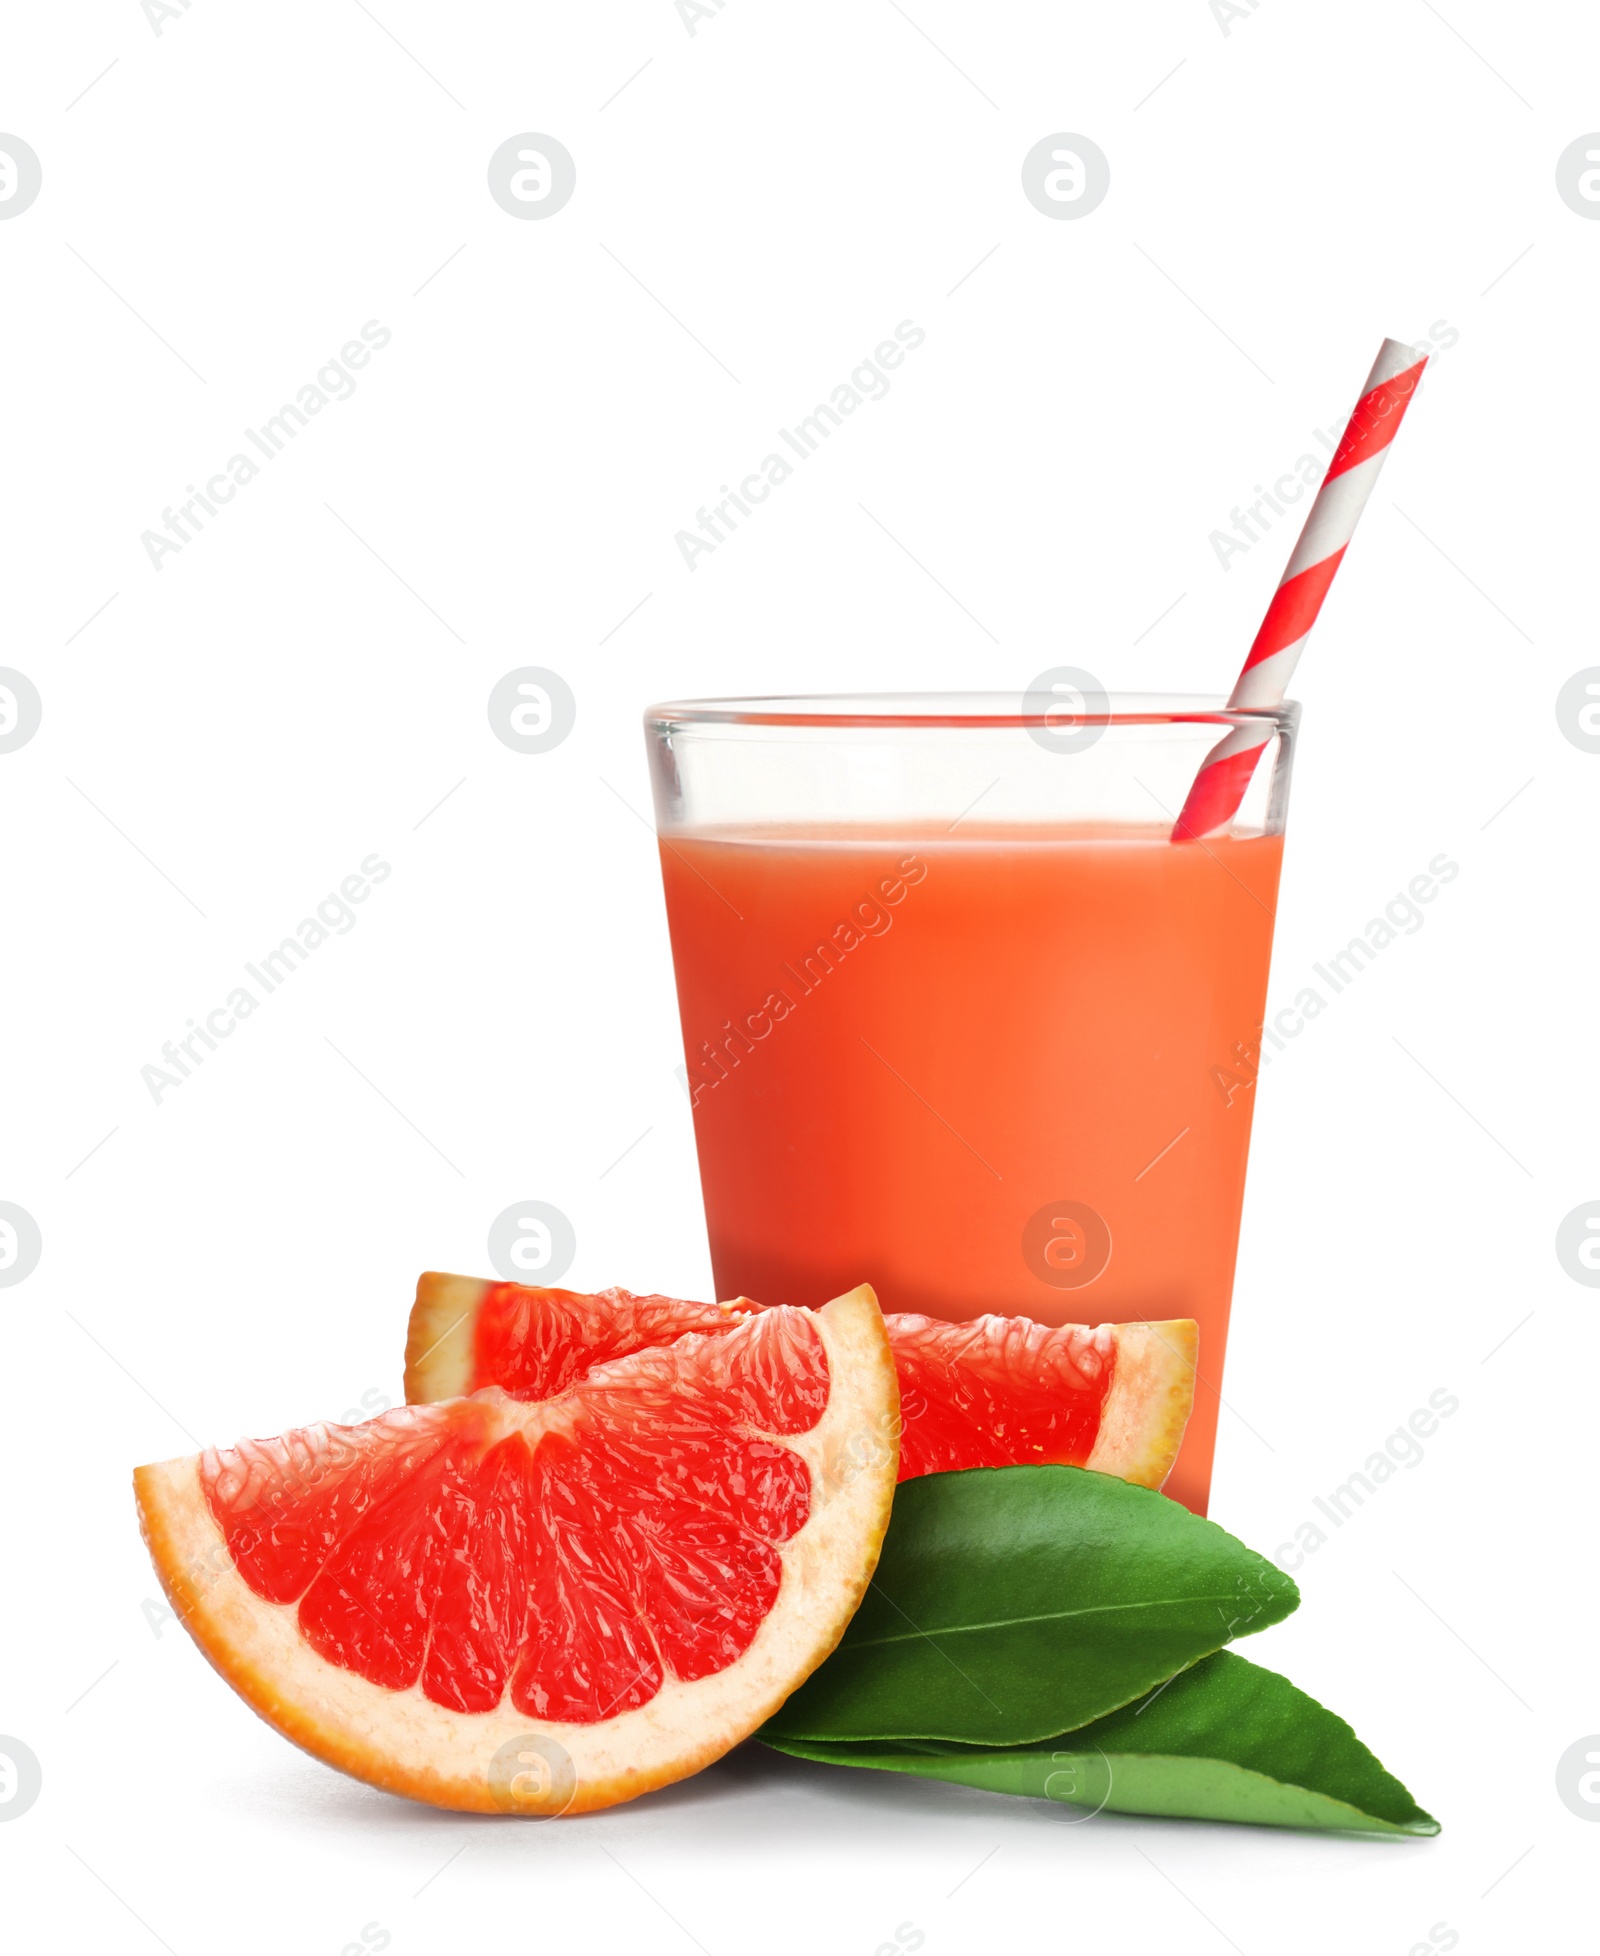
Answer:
[1171,337,1429,842]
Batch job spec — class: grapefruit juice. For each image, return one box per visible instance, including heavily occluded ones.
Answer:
[659,822,1285,1515]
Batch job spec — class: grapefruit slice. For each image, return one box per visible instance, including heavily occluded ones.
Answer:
[135,1286,898,1815]
[407,1274,1196,1492]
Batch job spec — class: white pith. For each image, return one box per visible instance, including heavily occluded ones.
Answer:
[402,1272,484,1402]
[1085,1319,1199,1488]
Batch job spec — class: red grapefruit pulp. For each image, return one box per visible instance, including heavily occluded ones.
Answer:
[406,1274,1197,1490]
[136,1288,898,1814]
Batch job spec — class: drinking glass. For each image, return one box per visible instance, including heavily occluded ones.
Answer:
[646,692,1296,1514]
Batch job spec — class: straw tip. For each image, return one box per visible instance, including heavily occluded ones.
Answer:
[1378,335,1430,380]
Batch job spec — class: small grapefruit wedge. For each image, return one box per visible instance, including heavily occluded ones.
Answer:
[135,1286,898,1815]
[407,1274,1196,1491]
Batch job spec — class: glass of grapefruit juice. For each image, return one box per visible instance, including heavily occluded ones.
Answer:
[646,694,1295,1515]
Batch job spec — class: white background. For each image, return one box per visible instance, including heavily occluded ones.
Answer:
[2,1,1595,1951]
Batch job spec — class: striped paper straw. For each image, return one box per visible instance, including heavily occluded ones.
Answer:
[1171,337,1429,842]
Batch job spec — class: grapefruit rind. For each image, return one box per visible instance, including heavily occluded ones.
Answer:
[1084,1320,1199,1489]
[403,1271,489,1404]
[135,1284,899,1817]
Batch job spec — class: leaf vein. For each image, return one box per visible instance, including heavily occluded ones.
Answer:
[846,1592,1255,1651]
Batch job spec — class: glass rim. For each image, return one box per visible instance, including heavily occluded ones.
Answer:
[644,692,1299,732]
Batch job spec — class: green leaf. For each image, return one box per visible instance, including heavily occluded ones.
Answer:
[765,1465,1297,1744]
[766,1651,1438,1837]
